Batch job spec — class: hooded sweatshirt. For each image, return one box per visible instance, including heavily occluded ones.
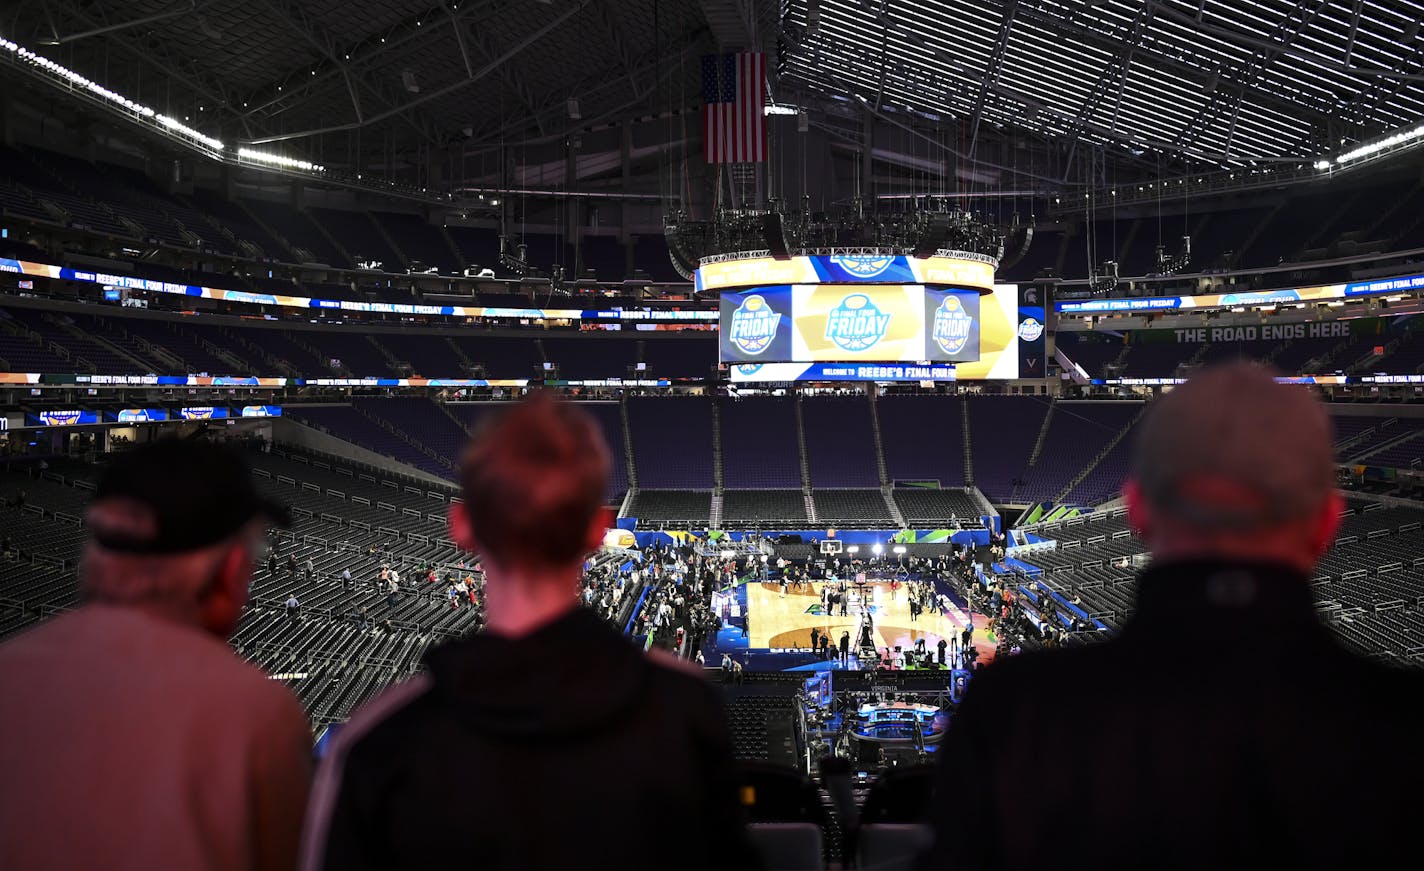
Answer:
[301,607,760,871]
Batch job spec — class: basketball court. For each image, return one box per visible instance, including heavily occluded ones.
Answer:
[732,578,998,669]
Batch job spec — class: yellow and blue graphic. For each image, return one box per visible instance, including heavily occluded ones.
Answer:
[825,293,892,352]
[240,405,283,418]
[819,254,912,283]
[727,294,782,355]
[178,406,230,420]
[697,254,995,292]
[720,288,792,361]
[927,290,979,361]
[110,408,167,423]
[791,285,925,361]
[33,410,98,426]
[729,362,956,382]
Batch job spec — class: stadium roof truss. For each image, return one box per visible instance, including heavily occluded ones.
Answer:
[4,0,713,158]
[780,0,1424,168]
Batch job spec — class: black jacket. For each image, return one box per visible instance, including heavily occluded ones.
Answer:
[919,559,1424,870]
[303,607,759,871]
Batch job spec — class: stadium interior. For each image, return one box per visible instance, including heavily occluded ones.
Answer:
[4,0,1424,867]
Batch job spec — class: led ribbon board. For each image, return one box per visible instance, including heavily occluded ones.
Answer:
[1055,272,1424,315]
[696,254,995,293]
[0,258,716,322]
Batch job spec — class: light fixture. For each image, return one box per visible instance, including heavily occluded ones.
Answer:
[892,546,907,554]
[1330,122,1424,167]
[237,147,324,172]
[1,37,223,151]
[847,546,860,554]
[872,544,883,556]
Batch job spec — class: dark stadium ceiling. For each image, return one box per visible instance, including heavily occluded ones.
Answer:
[4,0,720,151]
[7,0,1424,185]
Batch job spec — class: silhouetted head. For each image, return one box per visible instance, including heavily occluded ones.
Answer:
[1125,362,1340,574]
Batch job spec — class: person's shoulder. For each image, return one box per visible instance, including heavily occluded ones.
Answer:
[968,641,1120,695]
[328,674,436,761]
[1329,645,1424,710]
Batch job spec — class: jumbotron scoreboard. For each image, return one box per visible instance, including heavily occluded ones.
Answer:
[697,253,1045,382]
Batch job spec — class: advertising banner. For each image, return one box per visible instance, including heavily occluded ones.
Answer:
[31,410,99,426]
[728,362,958,382]
[107,408,168,423]
[696,254,995,293]
[179,407,231,420]
[240,405,283,418]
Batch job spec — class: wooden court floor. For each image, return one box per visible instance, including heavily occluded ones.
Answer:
[745,579,997,663]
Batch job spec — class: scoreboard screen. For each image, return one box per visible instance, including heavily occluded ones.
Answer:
[719,284,981,364]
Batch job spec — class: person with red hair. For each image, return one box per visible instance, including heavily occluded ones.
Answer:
[301,393,758,871]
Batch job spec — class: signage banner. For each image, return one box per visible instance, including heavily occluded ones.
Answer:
[0,258,715,323]
[728,362,957,382]
[106,408,168,423]
[696,254,995,293]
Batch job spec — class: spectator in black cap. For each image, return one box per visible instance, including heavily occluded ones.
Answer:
[0,439,311,871]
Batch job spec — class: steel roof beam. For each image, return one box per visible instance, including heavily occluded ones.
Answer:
[254,0,443,144]
[244,0,592,145]
[38,3,198,46]
[1143,0,1424,84]
[462,25,708,148]
[463,24,548,136]
[237,0,501,119]
[1172,0,1328,157]
[34,0,247,133]
[1009,3,1336,125]
[1057,2,1156,178]
[967,0,1017,161]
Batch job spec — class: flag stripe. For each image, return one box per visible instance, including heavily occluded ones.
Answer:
[702,51,766,164]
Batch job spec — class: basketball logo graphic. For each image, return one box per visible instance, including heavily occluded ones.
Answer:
[736,363,764,376]
[1017,316,1044,342]
[728,294,782,356]
[829,254,895,278]
[826,294,891,352]
[932,295,974,355]
[183,407,216,420]
[42,411,81,426]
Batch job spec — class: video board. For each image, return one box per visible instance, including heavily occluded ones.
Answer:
[728,284,1033,381]
[720,285,981,364]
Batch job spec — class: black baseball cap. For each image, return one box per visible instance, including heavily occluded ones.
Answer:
[88,439,292,554]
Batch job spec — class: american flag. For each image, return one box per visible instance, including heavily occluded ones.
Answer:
[702,52,766,164]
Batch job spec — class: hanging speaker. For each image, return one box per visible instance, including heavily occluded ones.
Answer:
[762,213,791,260]
[913,213,954,259]
[997,224,1035,271]
[663,225,698,281]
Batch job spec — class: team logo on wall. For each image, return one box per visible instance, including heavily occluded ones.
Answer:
[736,363,764,376]
[728,294,782,356]
[829,254,896,278]
[826,294,891,352]
[932,295,974,355]
[182,407,216,420]
[1017,317,1044,342]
